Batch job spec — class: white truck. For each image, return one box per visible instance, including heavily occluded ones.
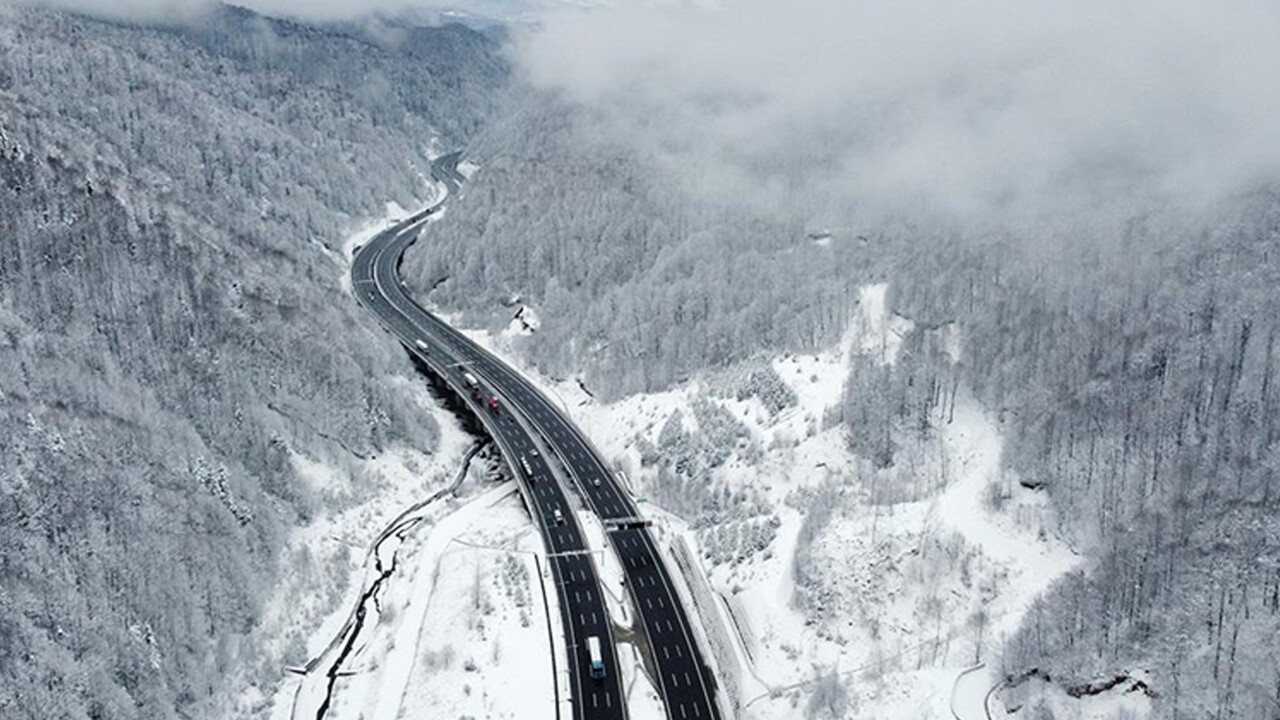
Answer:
[587,636,605,679]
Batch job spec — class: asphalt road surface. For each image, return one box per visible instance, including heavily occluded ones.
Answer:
[352,153,721,720]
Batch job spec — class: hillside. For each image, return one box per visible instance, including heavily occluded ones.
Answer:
[402,89,870,399]
[0,5,506,717]
[404,79,1280,720]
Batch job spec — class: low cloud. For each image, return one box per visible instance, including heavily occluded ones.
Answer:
[516,0,1280,230]
[17,0,477,22]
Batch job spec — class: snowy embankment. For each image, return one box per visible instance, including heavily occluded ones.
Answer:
[437,284,1109,720]
[267,411,562,720]
[249,384,480,719]
[286,440,485,720]
[338,172,448,295]
[314,481,559,720]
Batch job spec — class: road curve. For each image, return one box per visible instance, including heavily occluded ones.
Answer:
[352,153,722,720]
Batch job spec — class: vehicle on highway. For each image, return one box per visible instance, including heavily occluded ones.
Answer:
[592,478,602,487]
[463,372,479,387]
[414,339,428,351]
[487,396,501,413]
[587,636,606,679]
[521,456,533,476]
[553,508,564,525]
[530,448,539,457]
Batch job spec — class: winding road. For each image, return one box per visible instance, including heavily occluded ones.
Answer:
[351,153,722,720]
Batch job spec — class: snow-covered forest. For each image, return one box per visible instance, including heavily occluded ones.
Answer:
[406,20,1280,716]
[891,199,1280,719]
[5,0,1280,718]
[0,5,505,717]
[403,89,867,397]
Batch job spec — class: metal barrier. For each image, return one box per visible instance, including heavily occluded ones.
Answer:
[670,536,743,718]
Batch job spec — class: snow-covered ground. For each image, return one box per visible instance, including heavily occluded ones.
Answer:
[242,379,480,718]
[318,482,556,720]
[456,158,481,179]
[435,284,1124,720]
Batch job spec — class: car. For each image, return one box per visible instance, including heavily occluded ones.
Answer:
[530,449,540,458]
[414,339,428,351]
[592,478,602,487]
[553,508,564,525]
[487,396,500,413]
[463,372,479,387]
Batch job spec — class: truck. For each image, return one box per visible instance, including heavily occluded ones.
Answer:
[587,636,605,679]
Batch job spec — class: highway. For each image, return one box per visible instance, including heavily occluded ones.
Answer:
[352,153,721,720]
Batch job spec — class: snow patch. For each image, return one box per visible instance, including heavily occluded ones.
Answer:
[321,484,557,720]
[855,283,914,365]
[253,400,475,720]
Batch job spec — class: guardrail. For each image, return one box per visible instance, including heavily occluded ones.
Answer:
[670,536,742,718]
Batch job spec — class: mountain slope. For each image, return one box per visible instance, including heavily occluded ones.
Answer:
[0,5,506,717]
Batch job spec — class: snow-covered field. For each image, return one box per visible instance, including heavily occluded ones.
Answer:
[319,482,555,720]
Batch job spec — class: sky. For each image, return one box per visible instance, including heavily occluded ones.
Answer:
[513,0,1280,232]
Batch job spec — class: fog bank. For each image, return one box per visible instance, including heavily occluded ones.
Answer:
[516,0,1280,230]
